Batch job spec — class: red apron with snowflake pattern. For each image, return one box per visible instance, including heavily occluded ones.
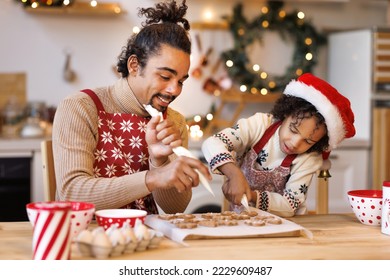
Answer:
[82,89,158,214]
[240,121,297,195]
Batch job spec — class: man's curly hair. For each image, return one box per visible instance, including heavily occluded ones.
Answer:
[116,0,191,78]
[270,94,329,154]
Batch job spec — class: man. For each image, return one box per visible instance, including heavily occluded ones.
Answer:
[52,0,211,214]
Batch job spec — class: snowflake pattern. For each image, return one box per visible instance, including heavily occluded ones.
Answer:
[101,131,113,144]
[105,164,117,177]
[120,120,133,133]
[97,116,104,128]
[121,163,134,175]
[123,152,134,164]
[111,147,123,160]
[129,135,142,149]
[138,152,148,166]
[256,149,268,166]
[115,136,125,148]
[107,119,116,131]
[93,166,101,177]
[94,148,108,162]
[299,183,308,195]
[138,121,148,133]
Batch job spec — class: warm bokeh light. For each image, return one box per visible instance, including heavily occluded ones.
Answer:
[132,26,140,34]
[252,64,260,72]
[240,85,247,92]
[202,8,214,21]
[279,10,286,18]
[194,115,202,123]
[189,125,203,140]
[238,28,245,36]
[226,60,234,67]
[305,37,313,45]
[305,53,313,60]
[297,11,305,19]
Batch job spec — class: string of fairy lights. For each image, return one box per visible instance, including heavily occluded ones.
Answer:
[14,0,99,8]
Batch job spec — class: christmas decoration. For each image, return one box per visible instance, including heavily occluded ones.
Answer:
[15,0,75,8]
[221,1,327,94]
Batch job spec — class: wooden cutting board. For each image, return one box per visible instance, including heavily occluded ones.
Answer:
[0,72,27,109]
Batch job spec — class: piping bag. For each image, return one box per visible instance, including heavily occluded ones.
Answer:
[241,194,250,212]
[143,104,214,197]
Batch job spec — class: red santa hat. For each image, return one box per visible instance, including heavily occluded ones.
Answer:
[283,73,356,150]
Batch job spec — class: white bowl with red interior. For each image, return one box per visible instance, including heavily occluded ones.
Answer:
[26,201,95,239]
[347,190,383,226]
[94,209,147,230]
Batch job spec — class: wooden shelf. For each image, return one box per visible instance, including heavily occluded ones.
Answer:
[24,2,126,17]
[191,21,228,30]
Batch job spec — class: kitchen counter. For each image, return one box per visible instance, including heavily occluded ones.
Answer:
[0,136,49,153]
[1,214,389,260]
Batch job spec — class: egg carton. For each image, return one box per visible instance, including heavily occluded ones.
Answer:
[74,219,164,259]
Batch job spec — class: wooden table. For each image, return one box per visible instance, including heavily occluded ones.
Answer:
[1,214,390,260]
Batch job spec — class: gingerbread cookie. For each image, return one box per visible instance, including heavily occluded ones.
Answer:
[198,220,219,227]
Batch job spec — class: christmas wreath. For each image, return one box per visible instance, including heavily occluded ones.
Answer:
[221,1,327,94]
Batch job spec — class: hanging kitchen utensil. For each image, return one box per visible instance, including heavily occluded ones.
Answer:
[63,49,76,82]
[191,33,203,79]
[203,58,222,95]
[200,47,213,67]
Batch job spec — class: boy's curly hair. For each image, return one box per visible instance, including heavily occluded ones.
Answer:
[116,0,191,77]
[270,95,329,154]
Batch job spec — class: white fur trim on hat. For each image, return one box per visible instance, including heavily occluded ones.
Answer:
[284,80,345,149]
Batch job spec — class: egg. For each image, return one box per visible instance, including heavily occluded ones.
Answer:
[134,219,151,251]
[91,227,112,259]
[75,229,93,257]
[148,230,164,249]
[121,221,138,254]
[107,225,126,257]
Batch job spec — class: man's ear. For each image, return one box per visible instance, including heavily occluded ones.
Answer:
[127,55,139,76]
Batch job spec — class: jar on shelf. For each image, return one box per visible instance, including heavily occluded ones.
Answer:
[1,96,25,138]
